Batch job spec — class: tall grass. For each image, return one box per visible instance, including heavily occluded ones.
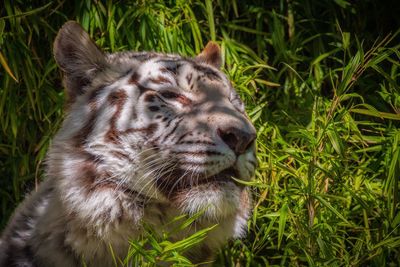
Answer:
[1,0,399,266]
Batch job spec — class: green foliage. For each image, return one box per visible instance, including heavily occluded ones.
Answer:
[110,212,216,266]
[1,0,399,266]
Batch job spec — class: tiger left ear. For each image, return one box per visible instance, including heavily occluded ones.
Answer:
[196,41,222,69]
[53,21,107,101]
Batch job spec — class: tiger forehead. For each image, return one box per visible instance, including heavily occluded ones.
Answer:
[147,57,223,81]
[109,51,221,76]
[106,52,232,97]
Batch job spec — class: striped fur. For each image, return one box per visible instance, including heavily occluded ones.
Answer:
[0,21,257,266]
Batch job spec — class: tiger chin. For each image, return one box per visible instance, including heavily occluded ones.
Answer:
[0,21,257,267]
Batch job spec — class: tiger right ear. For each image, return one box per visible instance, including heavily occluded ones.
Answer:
[53,21,107,99]
[196,41,222,69]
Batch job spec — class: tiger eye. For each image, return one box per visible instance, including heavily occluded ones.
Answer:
[160,91,192,106]
[160,91,179,99]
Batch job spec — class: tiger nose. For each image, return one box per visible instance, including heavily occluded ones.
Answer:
[217,126,256,155]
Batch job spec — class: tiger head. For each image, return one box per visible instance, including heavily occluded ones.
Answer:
[50,21,256,221]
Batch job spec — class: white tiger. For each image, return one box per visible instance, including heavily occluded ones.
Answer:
[0,21,257,266]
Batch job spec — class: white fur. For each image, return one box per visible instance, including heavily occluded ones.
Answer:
[0,21,257,266]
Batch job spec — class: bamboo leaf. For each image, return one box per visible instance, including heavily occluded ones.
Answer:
[205,0,216,41]
[351,108,400,120]
[314,194,351,224]
[278,203,288,249]
[0,52,18,82]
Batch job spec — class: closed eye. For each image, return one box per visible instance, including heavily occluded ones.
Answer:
[160,91,180,99]
[160,90,192,106]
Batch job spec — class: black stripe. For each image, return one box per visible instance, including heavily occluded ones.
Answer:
[177,140,215,145]
[162,117,183,142]
[171,150,223,156]
[176,132,190,143]
[137,84,154,95]
[179,161,220,166]
[192,64,221,81]
[148,106,160,112]
[129,52,158,61]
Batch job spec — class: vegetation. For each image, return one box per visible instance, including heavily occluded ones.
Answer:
[1,0,399,266]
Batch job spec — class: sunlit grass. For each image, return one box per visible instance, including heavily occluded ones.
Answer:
[1,0,399,266]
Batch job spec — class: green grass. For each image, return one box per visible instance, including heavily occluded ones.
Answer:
[1,0,400,266]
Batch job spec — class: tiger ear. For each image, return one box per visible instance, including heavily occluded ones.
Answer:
[196,41,222,69]
[53,21,107,99]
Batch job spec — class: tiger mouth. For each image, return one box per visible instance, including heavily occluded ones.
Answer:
[199,167,239,185]
[156,166,241,194]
